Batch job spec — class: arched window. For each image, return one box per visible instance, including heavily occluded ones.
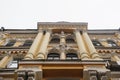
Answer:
[7,60,18,68]
[107,40,117,47]
[50,37,60,43]
[50,35,60,44]
[92,40,102,47]
[6,40,16,46]
[22,40,33,47]
[47,53,60,60]
[66,53,78,60]
[66,35,75,43]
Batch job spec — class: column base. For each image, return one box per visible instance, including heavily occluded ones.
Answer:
[91,52,102,59]
[81,52,90,60]
[24,53,33,60]
[36,53,45,59]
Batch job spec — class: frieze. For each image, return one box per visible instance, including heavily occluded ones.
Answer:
[37,22,87,30]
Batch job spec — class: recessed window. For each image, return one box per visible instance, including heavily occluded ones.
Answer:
[47,53,60,60]
[66,38,75,43]
[5,40,16,46]
[66,35,75,43]
[107,40,117,47]
[22,40,33,47]
[92,40,102,47]
[50,37,60,43]
[66,53,78,60]
[7,61,18,68]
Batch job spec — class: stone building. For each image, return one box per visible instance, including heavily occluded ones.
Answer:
[0,22,120,80]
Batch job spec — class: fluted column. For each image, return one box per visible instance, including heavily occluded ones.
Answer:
[36,30,51,59]
[74,30,89,59]
[24,31,43,59]
[0,54,13,68]
[82,31,101,59]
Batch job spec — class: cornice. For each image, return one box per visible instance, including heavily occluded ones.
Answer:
[37,22,88,30]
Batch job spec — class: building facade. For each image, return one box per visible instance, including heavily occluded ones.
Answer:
[0,22,120,80]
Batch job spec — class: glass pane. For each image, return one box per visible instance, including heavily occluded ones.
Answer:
[54,57,60,60]
[47,57,53,60]
[66,57,71,60]
[8,61,18,68]
[6,40,16,46]
[72,57,78,60]
[22,40,33,47]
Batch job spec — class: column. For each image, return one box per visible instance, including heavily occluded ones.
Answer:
[24,31,43,59]
[115,32,120,39]
[0,54,13,68]
[60,35,66,60]
[82,31,101,59]
[74,30,89,59]
[113,55,120,61]
[13,41,23,47]
[60,36,66,44]
[60,52,66,60]
[36,30,51,59]
[0,33,8,46]
[0,40,5,45]
[100,41,109,47]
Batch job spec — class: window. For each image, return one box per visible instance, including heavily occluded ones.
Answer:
[107,40,117,47]
[7,61,18,68]
[47,53,60,60]
[66,35,75,43]
[92,40,102,47]
[50,37,60,43]
[66,53,78,60]
[66,38,75,43]
[22,40,33,47]
[5,40,16,46]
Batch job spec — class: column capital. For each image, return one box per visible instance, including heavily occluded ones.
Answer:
[37,52,45,59]
[73,29,79,35]
[82,30,87,33]
[46,29,52,34]
[38,29,43,32]
[74,29,80,32]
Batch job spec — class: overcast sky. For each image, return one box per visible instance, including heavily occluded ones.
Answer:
[0,0,120,29]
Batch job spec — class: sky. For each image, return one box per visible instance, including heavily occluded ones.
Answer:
[0,0,120,29]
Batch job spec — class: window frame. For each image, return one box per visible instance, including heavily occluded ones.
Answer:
[47,53,60,60]
[66,53,78,60]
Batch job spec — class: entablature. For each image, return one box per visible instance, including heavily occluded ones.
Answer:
[37,22,88,32]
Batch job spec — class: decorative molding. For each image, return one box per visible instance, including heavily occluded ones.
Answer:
[38,22,88,31]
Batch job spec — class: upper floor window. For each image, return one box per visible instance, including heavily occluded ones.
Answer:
[22,40,33,47]
[5,40,16,47]
[50,35,60,44]
[92,40,102,47]
[66,53,78,60]
[66,35,75,43]
[7,61,18,68]
[107,40,117,47]
[50,37,60,43]
[47,53,60,60]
